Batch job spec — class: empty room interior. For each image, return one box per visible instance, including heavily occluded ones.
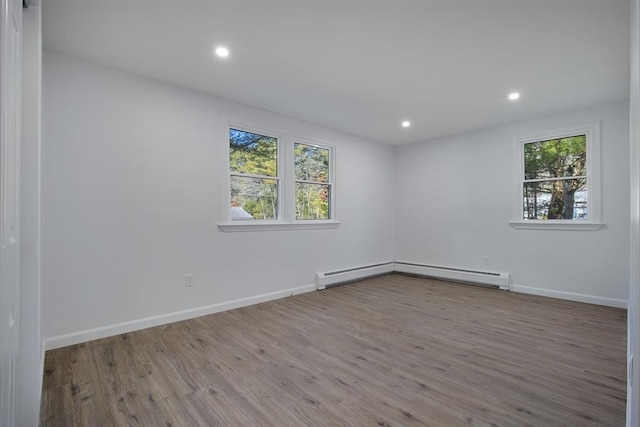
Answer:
[3,0,640,426]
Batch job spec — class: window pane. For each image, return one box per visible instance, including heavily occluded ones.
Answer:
[294,143,329,182]
[230,176,278,220]
[229,128,277,177]
[524,135,586,180]
[296,183,330,220]
[523,178,587,220]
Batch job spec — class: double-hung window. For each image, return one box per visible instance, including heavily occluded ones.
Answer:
[294,142,332,220]
[229,127,280,220]
[511,122,602,230]
[221,123,337,231]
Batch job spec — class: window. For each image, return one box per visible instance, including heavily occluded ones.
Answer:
[523,134,587,220]
[511,123,602,230]
[229,128,280,220]
[221,123,338,231]
[294,143,332,220]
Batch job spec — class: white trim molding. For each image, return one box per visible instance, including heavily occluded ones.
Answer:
[219,220,340,232]
[510,284,627,309]
[509,221,604,230]
[512,122,602,229]
[44,283,316,350]
[43,260,629,350]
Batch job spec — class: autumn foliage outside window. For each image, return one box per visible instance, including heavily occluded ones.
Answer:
[294,143,331,220]
[229,127,334,222]
[229,128,279,220]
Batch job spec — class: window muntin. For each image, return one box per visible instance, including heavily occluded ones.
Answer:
[294,143,331,220]
[229,128,279,220]
[522,134,588,220]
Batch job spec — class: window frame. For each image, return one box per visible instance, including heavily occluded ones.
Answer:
[219,121,339,232]
[510,122,603,230]
[292,138,336,223]
[227,124,283,222]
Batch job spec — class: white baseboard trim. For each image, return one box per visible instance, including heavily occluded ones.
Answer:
[510,284,628,309]
[43,270,630,350]
[43,283,316,350]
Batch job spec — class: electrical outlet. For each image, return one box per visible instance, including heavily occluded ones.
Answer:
[185,273,194,287]
[483,256,489,265]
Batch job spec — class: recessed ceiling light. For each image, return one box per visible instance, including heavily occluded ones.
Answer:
[508,92,520,101]
[215,46,230,58]
[401,121,411,128]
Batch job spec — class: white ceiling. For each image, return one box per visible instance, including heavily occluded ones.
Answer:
[41,0,630,145]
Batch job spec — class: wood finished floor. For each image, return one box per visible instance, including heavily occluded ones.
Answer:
[40,274,627,426]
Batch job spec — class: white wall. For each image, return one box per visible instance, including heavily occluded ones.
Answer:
[17,2,42,425]
[42,49,631,347]
[628,0,639,424]
[41,51,394,344]
[394,102,630,306]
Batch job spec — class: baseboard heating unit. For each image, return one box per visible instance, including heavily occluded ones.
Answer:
[394,262,510,291]
[315,262,395,290]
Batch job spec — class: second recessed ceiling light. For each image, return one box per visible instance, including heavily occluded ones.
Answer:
[215,46,230,58]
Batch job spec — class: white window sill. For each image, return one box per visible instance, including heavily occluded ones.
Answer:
[509,221,604,231]
[218,221,341,232]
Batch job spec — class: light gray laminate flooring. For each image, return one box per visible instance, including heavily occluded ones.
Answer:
[40,274,627,426]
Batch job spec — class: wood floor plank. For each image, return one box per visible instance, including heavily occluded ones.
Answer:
[40,274,627,426]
